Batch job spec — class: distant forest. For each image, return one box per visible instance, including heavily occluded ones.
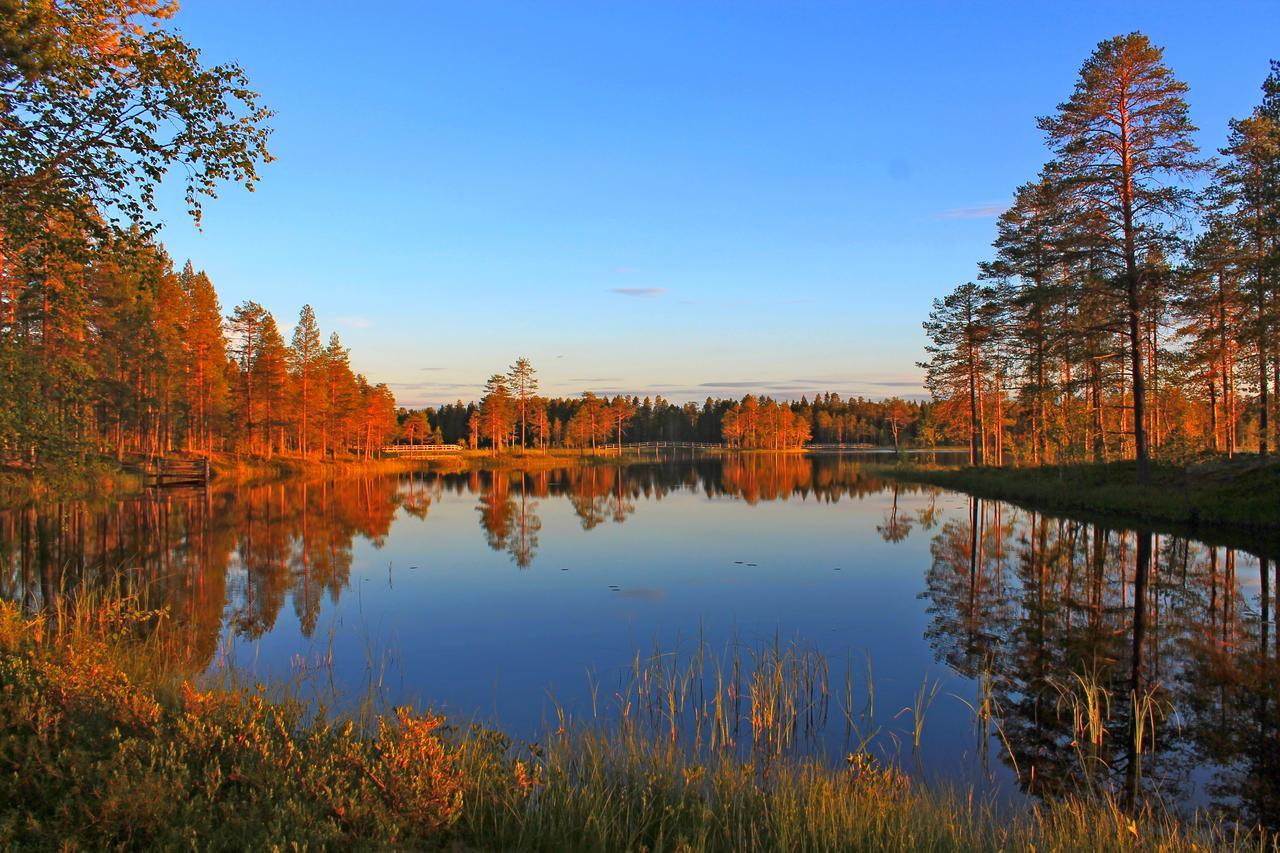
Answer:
[395,360,927,451]
[921,34,1280,476]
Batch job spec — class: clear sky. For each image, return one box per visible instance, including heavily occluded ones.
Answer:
[153,1,1280,408]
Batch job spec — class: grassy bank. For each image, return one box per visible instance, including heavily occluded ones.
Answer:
[877,457,1280,538]
[0,597,1252,850]
[207,451,433,484]
[0,449,663,504]
[0,459,143,504]
[209,448,661,483]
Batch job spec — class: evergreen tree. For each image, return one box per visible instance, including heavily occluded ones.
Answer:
[1038,32,1205,481]
[508,357,538,449]
[289,304,322,456]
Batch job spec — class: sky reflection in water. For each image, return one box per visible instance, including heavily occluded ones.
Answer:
[3,455,1277,824]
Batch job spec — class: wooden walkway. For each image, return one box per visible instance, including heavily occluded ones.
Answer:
[382,444,465,456]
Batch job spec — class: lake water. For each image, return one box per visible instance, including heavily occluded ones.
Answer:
[2,454,1276,824]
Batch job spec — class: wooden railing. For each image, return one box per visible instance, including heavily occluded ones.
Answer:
[382,444,466,455]
[617,441,723,450]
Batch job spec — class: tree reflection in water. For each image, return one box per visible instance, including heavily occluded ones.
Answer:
[0,455,1276,822]
[919,494,1280,825]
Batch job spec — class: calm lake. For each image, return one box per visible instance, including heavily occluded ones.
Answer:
[3,454,1277,824]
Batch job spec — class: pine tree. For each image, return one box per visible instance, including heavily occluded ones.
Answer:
[254,313,291,458]
[180,264,228,453]
[478,374,515,453]
[320,333,356,458]
[921,282,993,466]
[227,301,268,454]
[290,304,323,456]
[1039,32,1205,481]
[508,357,538,449]
[1216,92,1280,455]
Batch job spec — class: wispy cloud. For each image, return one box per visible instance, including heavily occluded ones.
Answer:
[698,380,771,389]
[387,380,479,392]
[335,314,374,329]
[608,287,666,297]
[937,203,1007,220]
[420,367,447,372]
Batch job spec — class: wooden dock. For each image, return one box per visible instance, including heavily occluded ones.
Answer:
[145,457,211,488]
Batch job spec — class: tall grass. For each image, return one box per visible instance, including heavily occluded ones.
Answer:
[0,591,1262,850]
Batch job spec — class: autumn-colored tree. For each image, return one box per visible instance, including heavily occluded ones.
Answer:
[0,0,272,230]
[401,410,430,445]
[567,392,608,451]
[0,1,273,471]
[608,395,635,454]
[253,313,291,458]
[320,333,357,458]
[529,397,551,450]
[477,374,515,453]
[179,263,227,453]
[883,399,915,450]
[354,378,396,458]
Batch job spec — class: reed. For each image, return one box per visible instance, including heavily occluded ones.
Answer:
[0,592,1258,850]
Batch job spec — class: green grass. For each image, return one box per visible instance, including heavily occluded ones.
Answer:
[877,457,1280,540]
[0,595,1259,851]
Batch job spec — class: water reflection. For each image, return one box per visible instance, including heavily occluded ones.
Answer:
[0,455,1276,822]
[920,496,1280,824]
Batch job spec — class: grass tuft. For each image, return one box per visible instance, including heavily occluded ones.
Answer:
[0,595,1262,850]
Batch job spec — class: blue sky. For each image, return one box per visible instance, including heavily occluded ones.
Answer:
[154,1,1280,407]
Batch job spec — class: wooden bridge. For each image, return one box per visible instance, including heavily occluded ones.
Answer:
[382,444,466,457]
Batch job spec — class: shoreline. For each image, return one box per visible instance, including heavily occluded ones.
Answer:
[0,449,675,505]
[874,458,1280,552]
[0,596,1247,850]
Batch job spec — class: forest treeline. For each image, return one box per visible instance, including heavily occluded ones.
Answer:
[4,234,398,464]
[0,2,397,467]
[393,357,926,451]
[921,34,1280,479]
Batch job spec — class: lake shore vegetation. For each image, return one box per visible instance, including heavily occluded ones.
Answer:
[877,457,1280,539]
[0,593,1256,851]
